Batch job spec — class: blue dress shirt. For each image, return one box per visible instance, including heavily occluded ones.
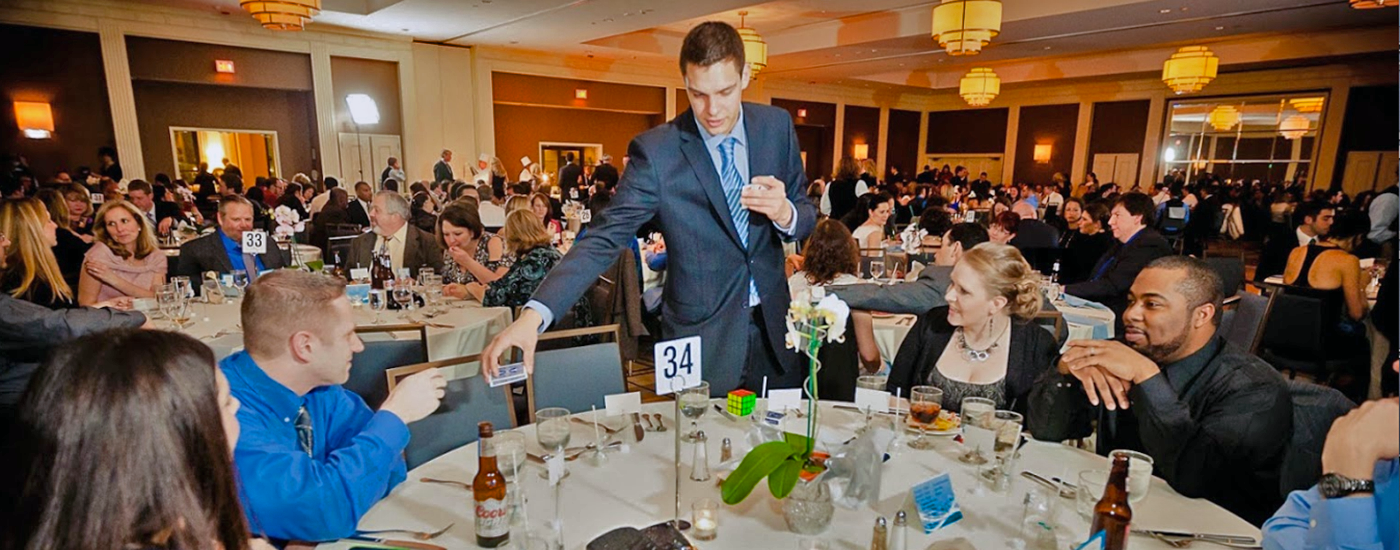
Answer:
[221,350,409,542]
[220,229,265,273]
[1263,458,1398,550]
[524,109,796,330]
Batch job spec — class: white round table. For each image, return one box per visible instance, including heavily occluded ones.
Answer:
[317,401,1259,549]
[176,296,511,374]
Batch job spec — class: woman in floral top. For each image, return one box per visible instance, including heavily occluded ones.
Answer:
[464,210,592,326]
[438,202,512,299]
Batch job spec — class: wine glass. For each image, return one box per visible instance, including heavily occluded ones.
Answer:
[535,407,572,480]
[391,280,414,315]
[905,385,943,450]
[678,381,711,443]
[231,269,250,298]
[869,261,886,282]
[367,289,387,324]
[855,375,888,430]
[496,431,527,483]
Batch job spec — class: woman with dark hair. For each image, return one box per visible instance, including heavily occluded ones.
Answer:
[845,192,893,251]
[1059,201,1114,285]
[786,219,882,394]
[277,182,309,220]
[438,202,510,294]
[309,188,351,259]
[531,192,563,235]
[409,181,439,233]
[0,329,271,550]
[34,188,91,291]
[988,211,1020,245]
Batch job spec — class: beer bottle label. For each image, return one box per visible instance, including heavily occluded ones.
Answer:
[476,497,510,537]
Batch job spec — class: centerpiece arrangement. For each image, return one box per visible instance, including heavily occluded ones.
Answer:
[721,289,849,533]
[272,205,319,271]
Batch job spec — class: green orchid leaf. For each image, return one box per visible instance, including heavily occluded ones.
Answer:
[721,441,797,505]
[783,432,812,455]
[767,457,802,499]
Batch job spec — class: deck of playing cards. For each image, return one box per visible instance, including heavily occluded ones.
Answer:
[489,362,528,387]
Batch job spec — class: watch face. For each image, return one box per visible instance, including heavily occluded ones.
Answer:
[1319,474,1346,497]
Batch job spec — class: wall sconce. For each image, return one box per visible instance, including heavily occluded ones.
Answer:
[1033,143,1052,163]
[797,108,808,118]
[345,94,379,125]
[575,88,588,100]
[215,59,236,73]
[853,143,869,160]
[14,101,54,139]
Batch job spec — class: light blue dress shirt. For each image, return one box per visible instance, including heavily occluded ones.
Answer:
[222,350,409,542]
[525,109,796,330]
[1263,458,1398,550]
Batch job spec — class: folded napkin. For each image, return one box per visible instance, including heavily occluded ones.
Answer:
[1059,293,1110,311]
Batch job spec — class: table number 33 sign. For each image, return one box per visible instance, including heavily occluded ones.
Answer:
[241,230,269,255]
[653,336,702,395]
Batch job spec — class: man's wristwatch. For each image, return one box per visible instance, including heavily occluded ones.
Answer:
[1318,473,1375,498]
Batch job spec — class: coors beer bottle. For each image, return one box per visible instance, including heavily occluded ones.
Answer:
[474,422,509,547]
[1088,453,1133,549]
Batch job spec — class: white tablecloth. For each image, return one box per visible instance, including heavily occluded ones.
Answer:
[178,297,511,376]
[317,401,1258,550]
[870,296,1117,363]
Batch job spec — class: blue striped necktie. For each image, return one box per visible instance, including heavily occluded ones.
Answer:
[295,405,314,457]
[718,137,759,305]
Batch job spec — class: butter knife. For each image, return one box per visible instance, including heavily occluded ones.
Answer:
[344,535,446,550]
[1130,529,1256,545]
[631,412,645,441]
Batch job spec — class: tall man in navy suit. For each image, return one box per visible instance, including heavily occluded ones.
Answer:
[482,22,818,394]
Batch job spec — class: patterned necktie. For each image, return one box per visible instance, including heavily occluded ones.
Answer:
[718,137,759,305]
[295,405,314,457]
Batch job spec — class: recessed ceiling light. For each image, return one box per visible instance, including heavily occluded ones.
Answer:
[1159,8,1172,13]
[1215,26,1225,30]
[1043,46,1052,50]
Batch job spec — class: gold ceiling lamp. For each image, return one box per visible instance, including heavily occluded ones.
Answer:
[1278,115,1311,140]
[1207,105,1240,131]
[736,12,768,76]
[1289,97,1325,113]
[959,68,1000,106]
[241,0,320,31]
[1161,46,1219,94]
[931,0,1002,56]
[1350,0,1397,8]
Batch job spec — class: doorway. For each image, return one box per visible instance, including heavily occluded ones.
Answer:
[171,127,279,186]
[539,142,602,187]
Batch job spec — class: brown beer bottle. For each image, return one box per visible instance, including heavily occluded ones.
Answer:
[1088,453,1133,549]
[474,422,510,547]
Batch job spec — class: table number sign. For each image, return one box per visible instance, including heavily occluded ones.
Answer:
[241,230,268,255]
[580,209,592,224]
[653,336,701,395]
[910,472,962,534]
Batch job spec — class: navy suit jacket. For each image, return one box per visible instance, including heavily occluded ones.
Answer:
[531,103,818,392]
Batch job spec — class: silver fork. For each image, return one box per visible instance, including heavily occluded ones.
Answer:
[356,522,454,541]
[1149,532,1262,549]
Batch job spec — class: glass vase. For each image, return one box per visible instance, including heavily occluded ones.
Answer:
[782,478,834,535]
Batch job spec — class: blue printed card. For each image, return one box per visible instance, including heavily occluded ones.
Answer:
[911,472,962,534]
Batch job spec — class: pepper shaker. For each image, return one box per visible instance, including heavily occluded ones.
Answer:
[720,437,733,463]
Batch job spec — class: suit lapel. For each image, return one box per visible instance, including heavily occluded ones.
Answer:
[678,110,744,250]
[742,104,771,251]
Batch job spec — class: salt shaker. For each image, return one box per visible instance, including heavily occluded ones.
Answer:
[690,431,711,482]
[720,437,733,463]
[889,511,907,550]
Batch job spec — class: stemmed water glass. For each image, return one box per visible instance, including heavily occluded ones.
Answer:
[367,289,387,324]
[535,407,572,480]
[905,385,943,450]
[958,397,996,464]
[869,261,886,282]
[231,269,250,298]
[390,280,414,316]
[855,375,888,431]
[678,381,711,443]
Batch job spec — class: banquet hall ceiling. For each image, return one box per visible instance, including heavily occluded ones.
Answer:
[138,0,1398,92]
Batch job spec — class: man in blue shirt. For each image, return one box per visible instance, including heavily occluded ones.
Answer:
[175,196,288,288]
[222,270,445,542]
[1263,360,1398,550]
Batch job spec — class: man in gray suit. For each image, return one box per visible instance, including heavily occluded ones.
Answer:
[432,150,454,184]
[483,22,817,394]
[346,191,442,278]
[177,196,289,291]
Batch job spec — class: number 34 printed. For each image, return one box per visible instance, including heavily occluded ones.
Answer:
[654,336,702,395]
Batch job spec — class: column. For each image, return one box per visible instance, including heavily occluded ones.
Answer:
[1137,94,1166,187]
[916,110,929,173]
[1311,85,1350,192]
[1000,106,1019,186]
[876,107,890,178]
[1069,101,1092,188]
[833,102,845,176]
[98,21,145,181]
[309,43,340,182]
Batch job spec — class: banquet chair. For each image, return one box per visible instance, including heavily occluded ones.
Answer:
[524,324,624,423]
[1278,379,1354,497]
[387,354,517,469]
[327,235,357,270]
[1202,256,1245,299]
[1219,291,1269,354]
[1033,310,1067,346]
[345,323,429,409]
[1256,287,1369,384]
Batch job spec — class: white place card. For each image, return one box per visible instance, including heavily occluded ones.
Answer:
[768,388,802,412]
[241,230,268,254]
[547,453,565,486]
[604,392,642,416]
[854,387,890,414]
[350,267,370,281]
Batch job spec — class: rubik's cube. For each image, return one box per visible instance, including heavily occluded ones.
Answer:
[726,389,756,417]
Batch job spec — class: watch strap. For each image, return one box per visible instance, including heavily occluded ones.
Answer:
[1320,473,1376,498]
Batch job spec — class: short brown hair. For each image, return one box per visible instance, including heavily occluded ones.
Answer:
[501,209,551,254]
[679,22,746,76]
[437,201,485,245]
[241,270,347,358]
[802,219,859,286]
[126,179,153,196]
